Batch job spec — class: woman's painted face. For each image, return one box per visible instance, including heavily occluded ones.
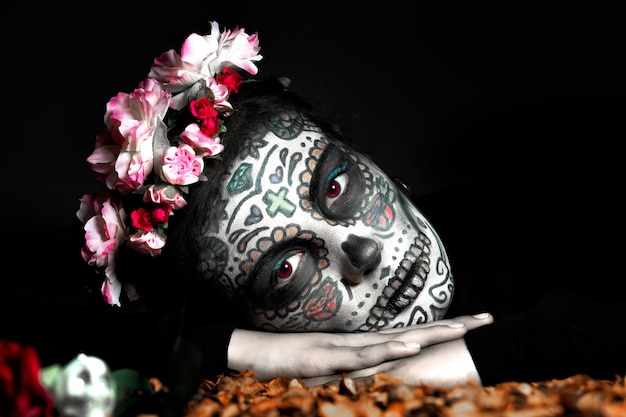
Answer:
[199,112,453,332]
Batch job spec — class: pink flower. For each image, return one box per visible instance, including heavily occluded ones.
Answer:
[77,193,127,269]
[205,78,233,113]
[209,21,262,76]
[180,123,225,156]
[105,78,171,133]
[80,21,263,291]
[86,128,121,183]
[179,122,221,154]
[161,144,204,185]
[148,49,204,94]
[148,21,261,111]
[144,184,187,209]
[101,79,171,192]
[127,230,166,256]
[112,141,149,192]
[76,192,128,306]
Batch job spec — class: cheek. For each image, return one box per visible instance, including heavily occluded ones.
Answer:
[300,277,343,321]
[362,195,397,231]
[357,173,398,232]
[247,275,344,331]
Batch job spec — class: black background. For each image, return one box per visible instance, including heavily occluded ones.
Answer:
[2,2,624,294]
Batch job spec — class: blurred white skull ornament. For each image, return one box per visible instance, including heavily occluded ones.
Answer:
[50,353,116,417]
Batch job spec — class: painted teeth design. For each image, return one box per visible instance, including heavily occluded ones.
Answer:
[359,231,431,331]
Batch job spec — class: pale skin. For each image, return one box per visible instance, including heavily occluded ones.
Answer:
[194,111,493,386]
[229,316,491,387]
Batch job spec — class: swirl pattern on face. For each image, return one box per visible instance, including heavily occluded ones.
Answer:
[198,111,454,331]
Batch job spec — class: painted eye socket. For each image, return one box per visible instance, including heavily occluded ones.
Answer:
[248,241,319,310]
[273,251,304,288]
[325,164,348,208]
[312,144,366,221]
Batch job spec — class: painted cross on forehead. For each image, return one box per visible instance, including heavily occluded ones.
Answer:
[196,110,453,332]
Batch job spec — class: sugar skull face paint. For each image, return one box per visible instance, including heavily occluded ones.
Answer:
[197,111,453,331]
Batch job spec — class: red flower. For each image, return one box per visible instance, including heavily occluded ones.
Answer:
[130,207,154,231]
[216,68,243,93]
[0,340,55,417]
[131,206,172,231]
[189,97,218,120]
[199,115,221,137]
[150,205,172,224]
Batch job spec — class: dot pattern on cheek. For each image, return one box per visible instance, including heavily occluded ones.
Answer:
[297,138,374,226]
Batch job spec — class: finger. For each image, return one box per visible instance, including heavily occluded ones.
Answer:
[325,323,464,349]
[394,323,468,347]
[295,340,421,379]
[378,313,494,333]
[321,324,467,371]
[453,313,494,330]
[321,313,493,348]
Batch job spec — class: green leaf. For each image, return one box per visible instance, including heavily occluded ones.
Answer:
[112,368,154,417]
[39,363,62,389]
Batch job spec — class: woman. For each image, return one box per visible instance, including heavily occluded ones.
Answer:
[78,20,625,387]
[3,21,624,415]
[71,21,492,387]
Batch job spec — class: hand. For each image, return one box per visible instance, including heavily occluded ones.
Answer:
[303,337,480,389]
[227,313,492,382]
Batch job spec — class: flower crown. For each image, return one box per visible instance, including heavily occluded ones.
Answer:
[77,21,262,306]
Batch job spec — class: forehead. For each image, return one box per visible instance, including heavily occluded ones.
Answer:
[220,117,343,236]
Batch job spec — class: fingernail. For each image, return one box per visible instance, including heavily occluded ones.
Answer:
[404,342,420,349]
[473,312,490,319]
[446,322,465,328]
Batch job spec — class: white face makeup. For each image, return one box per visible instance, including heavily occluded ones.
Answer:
[198,112,453,331]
